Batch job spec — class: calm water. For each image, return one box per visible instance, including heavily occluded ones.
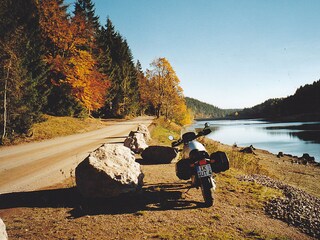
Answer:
[194,119,320,162]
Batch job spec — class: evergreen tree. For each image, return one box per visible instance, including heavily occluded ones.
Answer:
[238,80,320,120]
[0,0,48,142]
[74,0,100,33]
[97,18,139,117]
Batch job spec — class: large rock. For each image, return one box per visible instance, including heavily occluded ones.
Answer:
[0,218,8,240]
[75,144,144,198]
[141,146,178,164]
[137,124,151,141]
[124,131,148,154]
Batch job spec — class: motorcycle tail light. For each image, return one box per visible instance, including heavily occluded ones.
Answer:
[199,159,207,166]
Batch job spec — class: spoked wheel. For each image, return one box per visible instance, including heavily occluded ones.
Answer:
[200,177,213,207]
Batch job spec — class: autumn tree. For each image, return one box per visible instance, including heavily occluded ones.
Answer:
[146,58,192,124]
[136,60,151,115]
[38,0,109,116]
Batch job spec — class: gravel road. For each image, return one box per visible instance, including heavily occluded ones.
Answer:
[0,116,154,194]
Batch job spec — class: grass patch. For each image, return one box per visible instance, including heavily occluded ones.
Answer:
[216,169,283,209]
[8,115,107,144]
[199,137,269,176]
[149,117,181,145]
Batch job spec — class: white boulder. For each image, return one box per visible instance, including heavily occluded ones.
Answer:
[0,218,8,240]
[75,144,144,198]
[124,131,148,154]
[137,124,151,141]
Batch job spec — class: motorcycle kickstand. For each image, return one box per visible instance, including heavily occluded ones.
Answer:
[183,187,193,198]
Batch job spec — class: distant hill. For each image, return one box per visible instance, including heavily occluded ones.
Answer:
[236,80,320,121]
[185,97,238,119]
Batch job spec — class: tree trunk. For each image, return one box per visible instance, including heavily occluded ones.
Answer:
[2,59,11,143]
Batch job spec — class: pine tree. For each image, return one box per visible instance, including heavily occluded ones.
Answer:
[96,18,140,117]
[74,0,100,33]
[0,0,48,142]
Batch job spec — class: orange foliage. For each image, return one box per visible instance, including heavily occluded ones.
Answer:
[38,0,110,112]
[66,50,109,111]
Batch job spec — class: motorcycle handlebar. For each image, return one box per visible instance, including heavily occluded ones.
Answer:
[170,126,211,147]
[171,140,182,147]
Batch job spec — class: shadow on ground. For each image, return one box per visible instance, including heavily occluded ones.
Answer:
[0,182,206,219]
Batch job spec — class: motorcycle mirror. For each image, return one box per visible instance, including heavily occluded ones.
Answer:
[168,135,174,141]
[203,128,212,135]
[204,122,210,128]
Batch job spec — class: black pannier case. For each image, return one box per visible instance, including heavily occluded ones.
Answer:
[210,151,230,173]
[176,158,192,180]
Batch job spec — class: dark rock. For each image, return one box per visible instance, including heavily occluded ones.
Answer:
[240,145,256,154]
[299,153,316,164]
[141,146,178,164]
[277,152,284,158]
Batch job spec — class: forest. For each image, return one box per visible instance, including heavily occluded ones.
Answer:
[0,0,192,143]
[185,97,237,119]
[235,80,320,121]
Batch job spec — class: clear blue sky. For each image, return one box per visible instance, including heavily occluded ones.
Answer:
[66,0,320,109]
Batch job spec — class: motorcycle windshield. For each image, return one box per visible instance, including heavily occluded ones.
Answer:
[180,124,196,137]
[180,122,210,137]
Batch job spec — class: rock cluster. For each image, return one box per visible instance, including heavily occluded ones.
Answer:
[0,218,8,240]
[278,152,319,166]
[239,174,320,238]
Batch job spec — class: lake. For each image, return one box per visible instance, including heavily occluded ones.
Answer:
[194,119,320,162]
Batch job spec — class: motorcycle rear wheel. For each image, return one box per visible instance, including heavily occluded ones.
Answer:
[200,178,213,207]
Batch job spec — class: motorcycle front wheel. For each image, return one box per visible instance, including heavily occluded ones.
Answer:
[200,177,213,207]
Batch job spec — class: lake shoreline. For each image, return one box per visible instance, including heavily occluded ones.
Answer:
[195,112,320,122]
[194,119,320,163]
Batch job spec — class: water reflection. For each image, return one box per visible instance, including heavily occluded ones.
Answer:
[289,131,320,144]
[264,123,320,144]
[195,120,320,162]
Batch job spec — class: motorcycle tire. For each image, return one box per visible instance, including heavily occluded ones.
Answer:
[200,177,213,207]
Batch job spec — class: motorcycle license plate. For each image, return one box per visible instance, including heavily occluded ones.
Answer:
[196,164,212,178]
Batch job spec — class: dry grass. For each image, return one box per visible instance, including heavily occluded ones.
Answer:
[9,115,111,145]
[147,117,181,146]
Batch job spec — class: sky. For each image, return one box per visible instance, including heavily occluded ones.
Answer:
[66,0,320,109]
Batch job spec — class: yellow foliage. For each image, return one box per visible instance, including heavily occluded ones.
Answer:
[66,49,109,111]
[146,57,192,125]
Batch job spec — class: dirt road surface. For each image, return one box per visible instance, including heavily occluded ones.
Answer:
[0,116,154,194]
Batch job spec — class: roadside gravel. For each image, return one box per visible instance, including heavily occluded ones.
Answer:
[238,174,320,238]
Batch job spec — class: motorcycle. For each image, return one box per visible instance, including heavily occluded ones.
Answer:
[170,124,229,207]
